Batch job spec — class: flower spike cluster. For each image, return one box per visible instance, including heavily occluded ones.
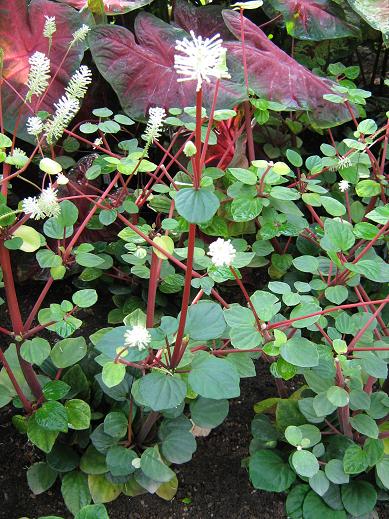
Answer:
[208,238,236,267]
[124,325,151,351]
[45,96,80,144]
[65,65,92,100]
[142,107,166,153]
[174,31,230,91]
[43,16,56,40]
[26,116,44,138]
[22,186,60,220]
[26,52,51,101]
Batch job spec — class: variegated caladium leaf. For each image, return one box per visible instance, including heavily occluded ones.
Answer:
[58,0,155,16]
[222,9,352,128]
[88,12,246,120]
[0,0,91,143]
[265,0,359,40]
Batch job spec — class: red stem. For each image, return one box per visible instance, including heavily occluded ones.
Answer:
[0,347,32,412]
[170,224,197,368]
[0,243,42,399]
[146,252,162,328]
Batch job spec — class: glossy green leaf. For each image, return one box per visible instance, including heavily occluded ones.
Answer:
[175,188,220,224]
[249,450,295,492]
[188,351,240,400]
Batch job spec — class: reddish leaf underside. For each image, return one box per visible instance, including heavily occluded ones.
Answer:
[88,12,246,120]
[266,0,359,40]
[58,0,155,16]
[173,0,233,41]
[0,0,90,142]
[222,10,352,128]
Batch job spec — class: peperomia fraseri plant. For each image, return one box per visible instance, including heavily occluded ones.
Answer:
[0,1,388,518]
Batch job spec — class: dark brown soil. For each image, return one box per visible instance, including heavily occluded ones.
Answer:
[0,281,284,519]
[0,367,284,519]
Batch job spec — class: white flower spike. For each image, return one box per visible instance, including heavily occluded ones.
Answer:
[22,196,46,220]
[45,95,80,144]
[142,107,166,144]
[38,186,61,218]
[22,185,60,220]
[43,16,56,40]
[124,325,151,351]
[71,24,90,45]
[174,31,230,91]
[66,65,92,100]
[208,238,236,267]
[337,156,351,170]
[26,116,44,137]
[26,52,50,101]
[338,180,350,192]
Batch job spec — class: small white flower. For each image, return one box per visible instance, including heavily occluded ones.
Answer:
[296,445,302,451]
[142,107,166,144]
[92,137,103,148]
[71,24,90,44]
[174,31,230,92]
[43,16,56,39]
[45,95,80,144]
[22,196,46,220]
[26,52,51,101]
[338,179,350,192]
[337,156,351,170]
[39,157,62,176]
[57,173,69,185]
[208,238,236,267]
[26,116,44,137]
[65,65,92,100]
[38,186,61,218]
[124,325,151,351]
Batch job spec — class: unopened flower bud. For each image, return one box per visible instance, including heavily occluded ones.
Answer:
[39,158,62,176]
[183,141,197,157]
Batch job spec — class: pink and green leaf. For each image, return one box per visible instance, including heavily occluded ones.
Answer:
[0,0,91,143]
[58,0,155,16]
[222,10,352,128]
[88,12,246,120]
[266,0,359,40]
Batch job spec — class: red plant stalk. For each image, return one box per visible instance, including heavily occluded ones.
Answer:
[170,223,197,368]
[170,85,206,367]
[268,299,389,330]
[146,251,162,328]
[335,360,353,438]
[193,88,203,188]
[238,8,255,163]
[0,347,32,412]
[23,172,122,331]
[348,302,387,351]
[230,266,261,330]
[0,243,42,399]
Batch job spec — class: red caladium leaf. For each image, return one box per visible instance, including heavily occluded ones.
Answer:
[88,12,246,119]
[0,0,91,142]
[58,0,155,16]
[173,0,233,41]
[222,10,352,128]
[266,0,358,40]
